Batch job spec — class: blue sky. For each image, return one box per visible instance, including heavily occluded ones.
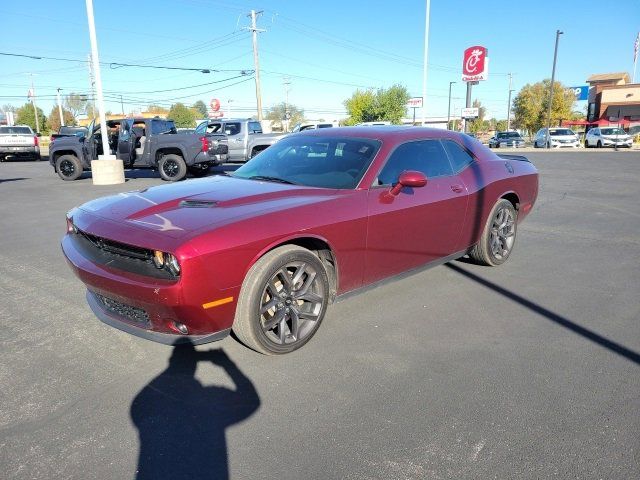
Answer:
[1,0,638,122]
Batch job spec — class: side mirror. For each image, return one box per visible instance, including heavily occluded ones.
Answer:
[390,170,427,196]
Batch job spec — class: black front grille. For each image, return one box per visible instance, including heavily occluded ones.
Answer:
[95,293,150,326]
[71,230,177,280]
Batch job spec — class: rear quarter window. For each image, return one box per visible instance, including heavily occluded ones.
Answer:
[442,140,475,173]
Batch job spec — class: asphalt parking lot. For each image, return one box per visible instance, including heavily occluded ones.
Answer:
[1,151,639,479]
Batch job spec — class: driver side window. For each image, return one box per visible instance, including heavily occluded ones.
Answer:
[376,140,453,186]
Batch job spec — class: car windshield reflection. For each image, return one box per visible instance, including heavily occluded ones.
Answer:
[232,136,381,189]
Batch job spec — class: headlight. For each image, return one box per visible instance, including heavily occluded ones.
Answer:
[152,250,181,276]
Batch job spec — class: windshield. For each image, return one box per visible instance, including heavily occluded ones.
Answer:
[549,129,575,136]
[232,136,381,189]
[600,128,625,135]
[497,132,521,139]
[0,126,32,134]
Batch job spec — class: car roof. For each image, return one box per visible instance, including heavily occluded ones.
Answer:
[295,125,478,144]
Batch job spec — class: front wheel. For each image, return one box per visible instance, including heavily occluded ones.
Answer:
[469,199,517,266]
[158,154,187,181]
[597,141,602,148]
[233,245,330,355]
[56,155,82,181]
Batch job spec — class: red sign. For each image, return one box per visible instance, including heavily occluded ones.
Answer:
[462,46,488,82]
[210,98,221,112]
[209,111,224,119]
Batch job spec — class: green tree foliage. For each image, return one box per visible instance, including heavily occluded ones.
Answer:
[47,106,76,132]
[467,99,487,133]
[192,100,208,117]
[513,80,575,137]
[344,84,410,125]
[168,103,197,127]
[147,104,169,116]
[495,119,508,131]
[64,93,89,120]
[15,102,47,132]
[266,102,305,130]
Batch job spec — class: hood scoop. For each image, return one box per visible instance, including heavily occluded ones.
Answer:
[179,199,218,208]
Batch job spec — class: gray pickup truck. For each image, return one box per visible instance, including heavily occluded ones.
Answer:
[195,118,285,162]
[0,125,41,161]
[49,117,228,181]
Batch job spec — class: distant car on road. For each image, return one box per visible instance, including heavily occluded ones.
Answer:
[0,125,41,161]
[488,131,525,148]
[533,128,580,148]
[585,127,633,148]
[61,126,539,354]
[291,122,337,132]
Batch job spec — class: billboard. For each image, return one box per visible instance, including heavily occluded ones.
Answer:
[568,86,589,101]
[406,97,423,108]
[462,46,489,82]
[461,107,479,118]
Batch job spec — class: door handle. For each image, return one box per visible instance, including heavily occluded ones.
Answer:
[450,184,464,193]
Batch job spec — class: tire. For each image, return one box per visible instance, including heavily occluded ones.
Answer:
[158,154,187,181]
[533,140,539,148]
[233,245,330,355]
[56,155,82,181]
[597,141,602,148]
[35,153,42,161]
[469,199,517,267]
[188,163,210,177]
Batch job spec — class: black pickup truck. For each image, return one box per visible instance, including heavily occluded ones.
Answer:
[49,117,228,181]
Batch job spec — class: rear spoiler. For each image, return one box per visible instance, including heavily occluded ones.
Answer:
[497,154,530,163]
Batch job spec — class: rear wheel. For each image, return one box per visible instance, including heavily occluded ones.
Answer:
[233,245,330,355]
[597,141,602,148]
[469,199,517,266]
[158,154,187,181]
[56,155,82,181]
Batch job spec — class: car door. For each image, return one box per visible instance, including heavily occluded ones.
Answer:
[116,119,135,164]
[364,139,468,284]
[223,121,244,161]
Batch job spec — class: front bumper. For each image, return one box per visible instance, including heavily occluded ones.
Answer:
[601,140,633,147]
[62,232,237,345]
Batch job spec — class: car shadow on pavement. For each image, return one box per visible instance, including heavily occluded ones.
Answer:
[130,344,260,480]
[0,177,29,183]
[446,262,640,366]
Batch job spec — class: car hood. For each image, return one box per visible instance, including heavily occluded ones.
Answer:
[76,176,339,239]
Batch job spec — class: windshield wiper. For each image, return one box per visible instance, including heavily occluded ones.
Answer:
[246,175,297,185]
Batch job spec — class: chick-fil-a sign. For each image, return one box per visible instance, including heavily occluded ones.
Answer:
[462,46,488,82]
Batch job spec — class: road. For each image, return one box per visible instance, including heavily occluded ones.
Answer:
[1,151,639,479]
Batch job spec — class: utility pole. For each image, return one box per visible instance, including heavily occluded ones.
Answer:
[87,53,96,118]
[545,30,563,149]
[246,10,265,121]
[421,0,431,126]
[283,76,291,131]
[506,73,513,131]
[57,88,64,127]
[29,74,40,134]
[120,95,124,115]
[227,99,233,118]
[447,81,456,130]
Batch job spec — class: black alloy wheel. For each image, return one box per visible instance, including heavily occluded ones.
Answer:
[56,155,82,181]
[158,154,187,181]
[233,245,330,355]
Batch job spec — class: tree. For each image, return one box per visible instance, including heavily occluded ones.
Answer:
[265,102,305,130]
[64,93,89,120]
[344,84,410,125]
[47,106,76,132]
[467,99,487,134]
[168,103,197,127]
[192,100,208,118]
[147,104,169,116]
[513,80,575,137]
[495,119,508,131]
[15,102,47,132]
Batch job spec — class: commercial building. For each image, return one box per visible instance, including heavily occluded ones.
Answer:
[586,72,640,132]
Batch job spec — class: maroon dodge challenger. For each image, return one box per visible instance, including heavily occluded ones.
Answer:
[62,127,538,354]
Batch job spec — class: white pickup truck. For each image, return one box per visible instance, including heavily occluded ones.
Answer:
[0,125,41,161]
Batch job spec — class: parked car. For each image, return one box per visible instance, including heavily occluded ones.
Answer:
[49,117,228,181]
[195,118,285,162]
[291,122,337,132]
[488,131,525,148]
[585,127,633,148]
[50,126,88,144]
[356,121,391,126]
[533,128,580,148]
[62,126,539,354]
[0,125,41,161]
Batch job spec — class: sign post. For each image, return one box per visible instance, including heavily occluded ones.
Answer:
[461,45,488,132]
[406,97,423,125]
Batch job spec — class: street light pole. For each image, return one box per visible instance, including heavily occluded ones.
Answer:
[421,0,431,126]
[57,88,64,127]
[506,73,513,130]
[447,81,456,130]
[545,30,563,148]
[29,74,39,134]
